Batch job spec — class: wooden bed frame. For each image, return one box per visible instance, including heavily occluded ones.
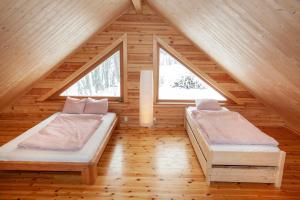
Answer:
[184,108,286,187]
[0,116,118,185]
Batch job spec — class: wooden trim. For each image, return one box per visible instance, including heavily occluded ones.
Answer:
[38,34,128,102]
[0,116,118,185]
[51,96,122,102]
[157,99,228,104]
[122,33,128,102]
[153,34,159,103]
[131,0,142,14]
[275,151,286,188]
[52,45,123,100]
[153,35,243,105]
[154,101,231,108]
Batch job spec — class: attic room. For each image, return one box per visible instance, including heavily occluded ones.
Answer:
[0,0,299,199]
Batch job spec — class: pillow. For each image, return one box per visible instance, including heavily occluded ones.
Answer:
[195,99,222,111]
[84,98,108,114]
[62,97,86,114]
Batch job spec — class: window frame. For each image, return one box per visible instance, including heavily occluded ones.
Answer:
[155,44,227,104]
[52,45,125,102]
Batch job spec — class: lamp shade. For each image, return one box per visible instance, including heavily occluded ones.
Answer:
[139,70,153,127]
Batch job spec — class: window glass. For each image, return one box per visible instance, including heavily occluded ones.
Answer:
[158,48,226,101]
[61,50,120,97]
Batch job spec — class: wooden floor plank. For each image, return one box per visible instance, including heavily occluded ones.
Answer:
[0,127,300,199]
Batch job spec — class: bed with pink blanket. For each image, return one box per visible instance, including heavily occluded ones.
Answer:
[18,114,104,151]
[185,106,285,187]
[0,112,118,184]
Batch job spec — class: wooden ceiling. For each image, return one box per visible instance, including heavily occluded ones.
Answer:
[148,0,300,132]
[0,0,129,110]
[0,0,299,131]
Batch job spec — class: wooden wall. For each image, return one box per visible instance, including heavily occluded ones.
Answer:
[0,0,130,111]
[148,0,300,132]
[0,3,286,143]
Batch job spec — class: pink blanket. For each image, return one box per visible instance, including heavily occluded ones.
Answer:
[192,110,278,146]
[18,114,103,151]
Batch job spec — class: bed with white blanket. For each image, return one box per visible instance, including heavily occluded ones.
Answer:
[185,106,286,187]
[0,112,118,184]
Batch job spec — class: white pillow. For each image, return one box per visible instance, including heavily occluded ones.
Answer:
[83,98,108,114]
[195,99,222,111]
[63,97,87,114]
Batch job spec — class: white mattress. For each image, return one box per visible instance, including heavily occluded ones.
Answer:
[0,112,116,162]
[186,107,279,153]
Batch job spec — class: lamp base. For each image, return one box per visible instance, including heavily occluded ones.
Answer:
[140,122,153,128]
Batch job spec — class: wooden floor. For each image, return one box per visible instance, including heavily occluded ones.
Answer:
[0,127,300,199]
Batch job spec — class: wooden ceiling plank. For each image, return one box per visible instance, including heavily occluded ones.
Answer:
[0,0,130,111]
[131,0,142,14]
[148,0,300,132]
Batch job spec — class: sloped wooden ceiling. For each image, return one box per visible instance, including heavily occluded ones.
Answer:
[0,0,130,110]
[0,3,285,135]
[148,0,300,132]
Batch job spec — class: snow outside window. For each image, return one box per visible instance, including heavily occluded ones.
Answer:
[61,50,121,97]
[158,48,226,101]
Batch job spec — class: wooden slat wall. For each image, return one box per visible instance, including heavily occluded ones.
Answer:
[148,0,300,132]
[0,3,285,142]
[0,0,130,111]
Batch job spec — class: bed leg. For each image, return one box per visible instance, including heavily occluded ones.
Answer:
[205,164,211,186]
[206,177,211,185]
[275,151,286,188]
[205,151,213,186]
[82,165,97,185]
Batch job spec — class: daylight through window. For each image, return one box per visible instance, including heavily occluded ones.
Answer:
[61,50,121,97]
[158,48,226,101]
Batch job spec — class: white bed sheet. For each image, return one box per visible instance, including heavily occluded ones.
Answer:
[186,106,279,153]
[0,112,116,162]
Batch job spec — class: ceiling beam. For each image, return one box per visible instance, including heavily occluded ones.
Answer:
[131,0,142,14]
